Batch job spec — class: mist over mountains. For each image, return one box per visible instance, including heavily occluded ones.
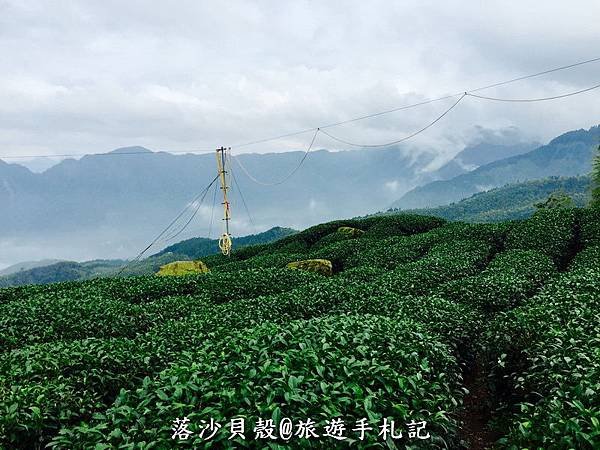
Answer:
[0,125,596,267]
[392,126,599,210]
[0,144,427,266]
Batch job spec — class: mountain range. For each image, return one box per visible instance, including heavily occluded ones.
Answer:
[391,126,599,209]
[1,125,597,267]
[0,135,536,267]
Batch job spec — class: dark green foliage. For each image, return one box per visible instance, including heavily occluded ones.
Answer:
[579,207,600,247]
[505,208,577,267]
[484,267,600,448]
[345,235,430,270]
[274,220,358,249]
[50,316,462,449]
[376,239,493,298]
[437,250,556,313]
[568,245,600,272]
[592,144,600,208]
[1,209,599,449]
[0,268,320,350]
[360,214,445,238]
[153,227,296,259]
[0,228,297,287]
[397,175,591,223]
[534,191,576,209]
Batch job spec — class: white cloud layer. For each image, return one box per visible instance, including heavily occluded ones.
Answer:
[1,0,599,159]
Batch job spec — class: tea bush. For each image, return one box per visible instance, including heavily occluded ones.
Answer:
[376,239,493,297]
[51,315,462,449]
[344,234,429,270]
[361,214,445,238]
[505,208,577,268]
[0,268,320,350]
[484,267,600,448]
[1,209,598,449]
[568,245,600,272]
[578,207,600,247]
[437,250,556,312]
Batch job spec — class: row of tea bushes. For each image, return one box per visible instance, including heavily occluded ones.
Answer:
[377,239,493,297]
[1,210,598,448]
[0,263,486,448]
[483,255,600,448]
[505,209,577,268]
[50,315,463,449]
[437,249,556,313]
[0,268,321,351]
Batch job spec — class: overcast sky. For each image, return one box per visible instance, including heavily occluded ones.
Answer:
[1,0,599,162]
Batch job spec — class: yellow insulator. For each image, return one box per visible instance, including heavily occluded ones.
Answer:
[219,233,232,256]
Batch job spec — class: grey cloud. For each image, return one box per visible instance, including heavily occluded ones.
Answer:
[1,0,599,160]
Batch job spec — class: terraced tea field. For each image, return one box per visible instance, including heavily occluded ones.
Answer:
[1,210,599,448]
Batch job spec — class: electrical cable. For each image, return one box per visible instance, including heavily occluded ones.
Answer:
[230,56,600,149]
[117,174,219,275]
[229,155,257,234]
[231,128,320,186]
[465,56,600,93]
[465,82,600,102]
[161,179,216,242]
[207,180,219,239]
[318,93,466,148]
[317,80,600,148]
[2,56,599,160]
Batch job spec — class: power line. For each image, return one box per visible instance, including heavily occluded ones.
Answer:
[319,93,466,148]
[207,180,219,239]
[466,82,600,102]
[161,179,216,242]
[117,174,219,275]
[230,56,600,149]
[1,55,599,161]
[319,81,600,148]
[229,156,258,234]
[232,128,320,186]
[466,56,600,93]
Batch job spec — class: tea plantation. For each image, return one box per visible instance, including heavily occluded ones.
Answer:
[1,209,599,448]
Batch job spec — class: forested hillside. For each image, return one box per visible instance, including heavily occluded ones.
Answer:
[396,175,591,222]
[392,126,599,209]
[153,226,296,259]
[0,227,296,287]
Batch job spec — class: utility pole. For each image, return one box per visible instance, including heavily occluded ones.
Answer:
[216,146,232,256]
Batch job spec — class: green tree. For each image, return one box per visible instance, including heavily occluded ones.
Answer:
[592,144,600,208]
[534,191,575,210]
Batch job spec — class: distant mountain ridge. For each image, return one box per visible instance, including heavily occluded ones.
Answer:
[0,259,64,276]
[391,126,599,210]
[1,135,535,266]
[153,226,296,259]
[431,141,538,180]
[0,226,297,287]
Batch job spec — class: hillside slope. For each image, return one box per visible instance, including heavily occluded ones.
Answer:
[0,259,63,276]
[1,209,598,449]
[396,175,591,222]
[392,126,599,209]
[0,227,297,287]
[153,226,296,259]
[0,260,125,288]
